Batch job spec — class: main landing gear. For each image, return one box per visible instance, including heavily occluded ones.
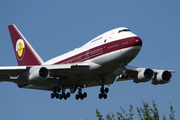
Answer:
[75,87,87,100]
[59,88,70,100]
[98,79,109,99]
[50,87,70,100]
[99,86,109,99]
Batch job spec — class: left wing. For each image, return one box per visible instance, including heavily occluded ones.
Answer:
[115,66,175,85]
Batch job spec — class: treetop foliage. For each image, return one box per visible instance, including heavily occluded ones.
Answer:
[96,101,175,120]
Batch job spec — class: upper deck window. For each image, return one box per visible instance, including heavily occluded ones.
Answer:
[118,29,130,33]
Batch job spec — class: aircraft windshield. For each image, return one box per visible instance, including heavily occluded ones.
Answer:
[118,29,130,33]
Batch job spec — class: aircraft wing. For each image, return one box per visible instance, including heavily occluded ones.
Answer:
[0,62,89,83]
[0,66,27,83]
[0,62,117,91]
[0,66,27,77]
[17,73,117,91]
[115,66,175,85]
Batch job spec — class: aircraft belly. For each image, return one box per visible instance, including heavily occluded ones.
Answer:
[72,46,140,82]
[75,46,142,86]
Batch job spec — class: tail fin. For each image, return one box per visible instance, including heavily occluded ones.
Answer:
[8,24,44,66]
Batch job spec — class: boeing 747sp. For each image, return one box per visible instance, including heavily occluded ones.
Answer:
[0,24,175,100]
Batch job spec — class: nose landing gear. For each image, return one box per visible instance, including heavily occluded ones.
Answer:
[119,63,128,79]
[119,72,128,79]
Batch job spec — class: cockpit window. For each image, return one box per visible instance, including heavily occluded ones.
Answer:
[118,29,130,33]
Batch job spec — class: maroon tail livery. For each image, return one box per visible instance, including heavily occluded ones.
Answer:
[8,24,44,66]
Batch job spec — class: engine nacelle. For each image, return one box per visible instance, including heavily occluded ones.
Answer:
[28,67,49,81]
[152,70,172,85]
[134,68,154,83]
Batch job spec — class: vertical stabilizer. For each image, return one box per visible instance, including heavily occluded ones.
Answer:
[8,24,44,66]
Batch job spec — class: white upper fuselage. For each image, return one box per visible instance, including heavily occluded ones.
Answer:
[43,27,142,67]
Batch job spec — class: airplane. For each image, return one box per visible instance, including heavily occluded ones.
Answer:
[0,24,175,100]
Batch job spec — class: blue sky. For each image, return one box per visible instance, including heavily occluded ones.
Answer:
[0,1,180,119]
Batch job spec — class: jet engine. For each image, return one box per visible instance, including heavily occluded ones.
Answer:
[134,68,154,83]
[28,67,49,81]
[152,70,172,85]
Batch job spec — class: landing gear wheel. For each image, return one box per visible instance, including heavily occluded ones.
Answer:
[100,87,103,93]
[105,88,109,93]
[80,95,84,100]
[57,87,61,93]
[67,92,70,98]
[59,94,63,100]
[119,74,124,79]
[75,87,87,100]
[98,79,109,99]
[51,93,55,99]
[119,73,128,79]
[75,94,79,100]
[103,93,107,99]
[64,95,67,100]
[55,93,59,99]
[83,92,87,98]
[99,93,102,99]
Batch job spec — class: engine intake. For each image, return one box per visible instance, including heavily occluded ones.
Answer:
[134,68,154,83]
[28,67,49,81]
[152,70,172,85]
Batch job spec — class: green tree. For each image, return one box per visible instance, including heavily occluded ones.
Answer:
[136,101,159,120]
[96,101,175,120]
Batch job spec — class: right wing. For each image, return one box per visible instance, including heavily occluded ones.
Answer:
[115,66,175,85]
[0,62,89,89]
[0,66,27,82]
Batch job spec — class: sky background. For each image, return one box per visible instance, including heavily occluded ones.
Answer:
[0,1,180,119]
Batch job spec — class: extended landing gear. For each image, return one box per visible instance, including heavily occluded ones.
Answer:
[119,73,128,79]
[59,89,70,100]
[99,86,109,99]
[119,63,128,79]
[50,87,70,100]
[75,87,87,100]
[50,87,60,99]
[98,79,109,99]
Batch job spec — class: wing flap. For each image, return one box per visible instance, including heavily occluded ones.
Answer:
[0,74,11,81]
[45,62,89,77]
[85,74,116,88]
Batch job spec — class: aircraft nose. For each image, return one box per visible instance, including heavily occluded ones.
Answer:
[133,37,142,46]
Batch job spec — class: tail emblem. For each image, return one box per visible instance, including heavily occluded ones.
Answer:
[16,39,25,60]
